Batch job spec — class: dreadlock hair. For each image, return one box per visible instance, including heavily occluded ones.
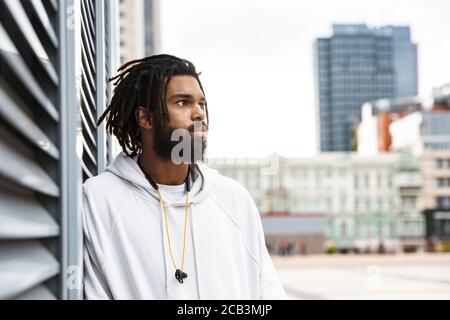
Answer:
[97,54,209,157]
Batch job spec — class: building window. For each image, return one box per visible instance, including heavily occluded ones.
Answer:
[401,196,417,211]
[387,176,393,188]
[436,158,450,169]
[437,178,450,188]
[364,174,370,188]
[377,174,382,188]
[437,197,450,209]
[340,196,346,211]
[365,199,371,212]
[341,222,347,238]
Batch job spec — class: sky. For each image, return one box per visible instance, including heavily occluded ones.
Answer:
[160,0,450,158]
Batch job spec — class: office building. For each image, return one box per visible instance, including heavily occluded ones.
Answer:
[315,24,418,152]
[209,152,423,254]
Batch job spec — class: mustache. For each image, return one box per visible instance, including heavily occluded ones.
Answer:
[157,121,208,134]
[186,121,208,133]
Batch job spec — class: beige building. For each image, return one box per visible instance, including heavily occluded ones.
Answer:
[118,0,161,64]
[390,111,450,211]
[357,84,450,246]
[208,152,423,254]
[421,151,450,210]
[119,0,145,63]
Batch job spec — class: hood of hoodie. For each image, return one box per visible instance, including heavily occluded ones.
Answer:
[105,151,219,207]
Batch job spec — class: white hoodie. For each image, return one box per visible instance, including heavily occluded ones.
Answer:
[82,151,286,300]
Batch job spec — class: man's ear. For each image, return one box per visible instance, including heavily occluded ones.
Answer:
[136,106,152,130]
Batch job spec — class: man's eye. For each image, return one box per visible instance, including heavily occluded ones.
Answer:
[176,100,187,106]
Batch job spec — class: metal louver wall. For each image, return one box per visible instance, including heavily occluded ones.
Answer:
[80,0,99,180]
[0,0,118,300]
[104,0,117,165]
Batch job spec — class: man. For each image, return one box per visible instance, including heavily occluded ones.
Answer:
[83,54,286,299]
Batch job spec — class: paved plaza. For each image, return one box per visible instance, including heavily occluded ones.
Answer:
[272,253,450,300]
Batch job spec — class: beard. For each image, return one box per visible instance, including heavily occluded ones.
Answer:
[152,121,207,163]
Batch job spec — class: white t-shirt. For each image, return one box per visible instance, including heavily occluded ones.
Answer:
[155,182,198,299]
[157,183,186,203]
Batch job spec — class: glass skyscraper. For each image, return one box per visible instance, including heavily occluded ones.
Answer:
[315,24,418,152]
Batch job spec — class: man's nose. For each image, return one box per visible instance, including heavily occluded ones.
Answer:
[192,103,206,121]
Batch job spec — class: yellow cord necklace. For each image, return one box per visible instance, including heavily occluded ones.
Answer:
[138,157,192,284]
[157,188,189,283]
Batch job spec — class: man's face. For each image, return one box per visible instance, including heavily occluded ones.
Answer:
[152,75,208,163]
